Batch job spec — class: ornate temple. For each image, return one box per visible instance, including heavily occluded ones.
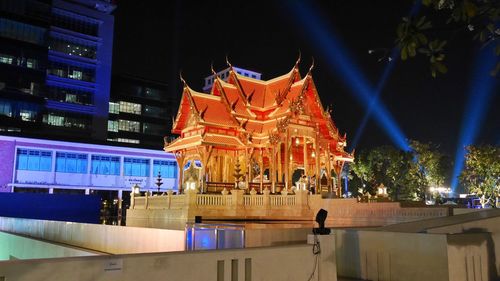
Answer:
[164,58,353,196]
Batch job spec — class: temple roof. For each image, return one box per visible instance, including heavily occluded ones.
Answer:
[168,61,349,155]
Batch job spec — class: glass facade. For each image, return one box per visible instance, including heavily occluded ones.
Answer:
[119,101,141,114]
[107,120,118,132]
[52,10,99,37]
[42,112,90,129]
[47,62,95,82]
[143,122,165,135]
[55,152,87,173]
[118,119,140,132]
[16,149,52,171]
[109,102,119,114]
[91,155,120,175]
[0,18,46,45]
[49,38,97,59]
[124,157,149,177]
[153,160,176,178]
[143,105,166,118]
[46,86,93,106]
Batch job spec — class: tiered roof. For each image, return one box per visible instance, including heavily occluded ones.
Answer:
[166,61,350,159]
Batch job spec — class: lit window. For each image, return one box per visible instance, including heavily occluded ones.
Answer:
[0,54,14,64]
[109,102,119,114]
[56,152,87,173]
[119,101,141,114]
[107,120,118,132]
[124,158,150,177]
[91,155,120,175]
[118,119,140,132]
[16,149,52,171]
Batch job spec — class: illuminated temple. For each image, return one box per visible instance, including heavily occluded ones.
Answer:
[164,59,353,196]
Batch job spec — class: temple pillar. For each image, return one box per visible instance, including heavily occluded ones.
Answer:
[277,142,282,185]
[259,149,264,193]
[326,145,332,194]
[270,147,276,193]
[303,136,308,177]
[315,140,320,194]
[284,130,290,190]
[175,153,185,194]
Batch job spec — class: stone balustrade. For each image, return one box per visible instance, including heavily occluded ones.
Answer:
[127,189,450,227]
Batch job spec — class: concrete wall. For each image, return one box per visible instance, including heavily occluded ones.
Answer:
[0,217,185,254]
[0,231,98,260]
[334,230,450,281]
[427,216,500,279]
[0,235,336,281]
[334,229,491,281]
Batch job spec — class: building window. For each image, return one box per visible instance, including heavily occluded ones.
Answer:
[48,38,97,59]
[43,112,89,129]
[118,119,140,132]
[0,100,12,117]
[56,152,87,173]
[20,110,36,122]
[153,160,177,178]
[0,54,14,64]
[0,18,46,45]
[143,105,166,118]
[91,155,120,175]
[47,62,95,82]
[143,122,165,135]
[124,158,149,177]
[119,101,141,115]
[16,149,52,171]
[109,102,119,114]
[107,120,118,132]
[107,138,140,144]
[46,87,93,106]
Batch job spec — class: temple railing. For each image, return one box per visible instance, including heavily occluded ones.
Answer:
[129,190,450,225]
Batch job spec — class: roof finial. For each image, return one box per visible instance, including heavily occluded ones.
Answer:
[307,57,315,76]
[179,70,187,87]
[295,50,301,67]
[225,55,232,68]
[210,62,217,76]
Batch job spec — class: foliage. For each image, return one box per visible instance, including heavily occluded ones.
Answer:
[395,0,499,77]
[407,140,448,200]
[460,145,500,208]
[350,142,449,201]
[351,146,414,201]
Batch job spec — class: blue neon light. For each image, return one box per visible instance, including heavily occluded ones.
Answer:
[285,1,409,151]
[450,46,499,190]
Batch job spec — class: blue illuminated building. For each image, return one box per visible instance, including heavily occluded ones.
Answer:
[0,0,115,141]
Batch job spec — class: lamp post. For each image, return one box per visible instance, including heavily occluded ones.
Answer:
[155,171,163,195]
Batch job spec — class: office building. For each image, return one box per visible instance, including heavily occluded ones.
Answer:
[108,75,177,149]
[0,0,115,141]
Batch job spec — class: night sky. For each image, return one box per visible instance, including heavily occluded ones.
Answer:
[112,0,499,156]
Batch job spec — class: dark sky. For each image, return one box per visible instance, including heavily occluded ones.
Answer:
[112,0,499,156]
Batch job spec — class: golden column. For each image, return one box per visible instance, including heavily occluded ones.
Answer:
[303,136,308,177]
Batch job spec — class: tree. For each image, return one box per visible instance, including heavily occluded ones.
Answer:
[351,146,415,201]
[460,145,500,208]
[408,140,448,201]
[395,0,499,77]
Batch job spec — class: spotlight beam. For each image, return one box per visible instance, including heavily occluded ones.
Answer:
[450,45,499,191]
[350,2,421,151]
[285,1,410,151]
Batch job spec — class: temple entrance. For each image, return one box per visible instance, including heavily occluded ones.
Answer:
[182,160,202,192]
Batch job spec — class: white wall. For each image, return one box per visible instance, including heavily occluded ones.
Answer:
[0,231,98,260]
[0,217,185,254]
[0,235,336,281]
